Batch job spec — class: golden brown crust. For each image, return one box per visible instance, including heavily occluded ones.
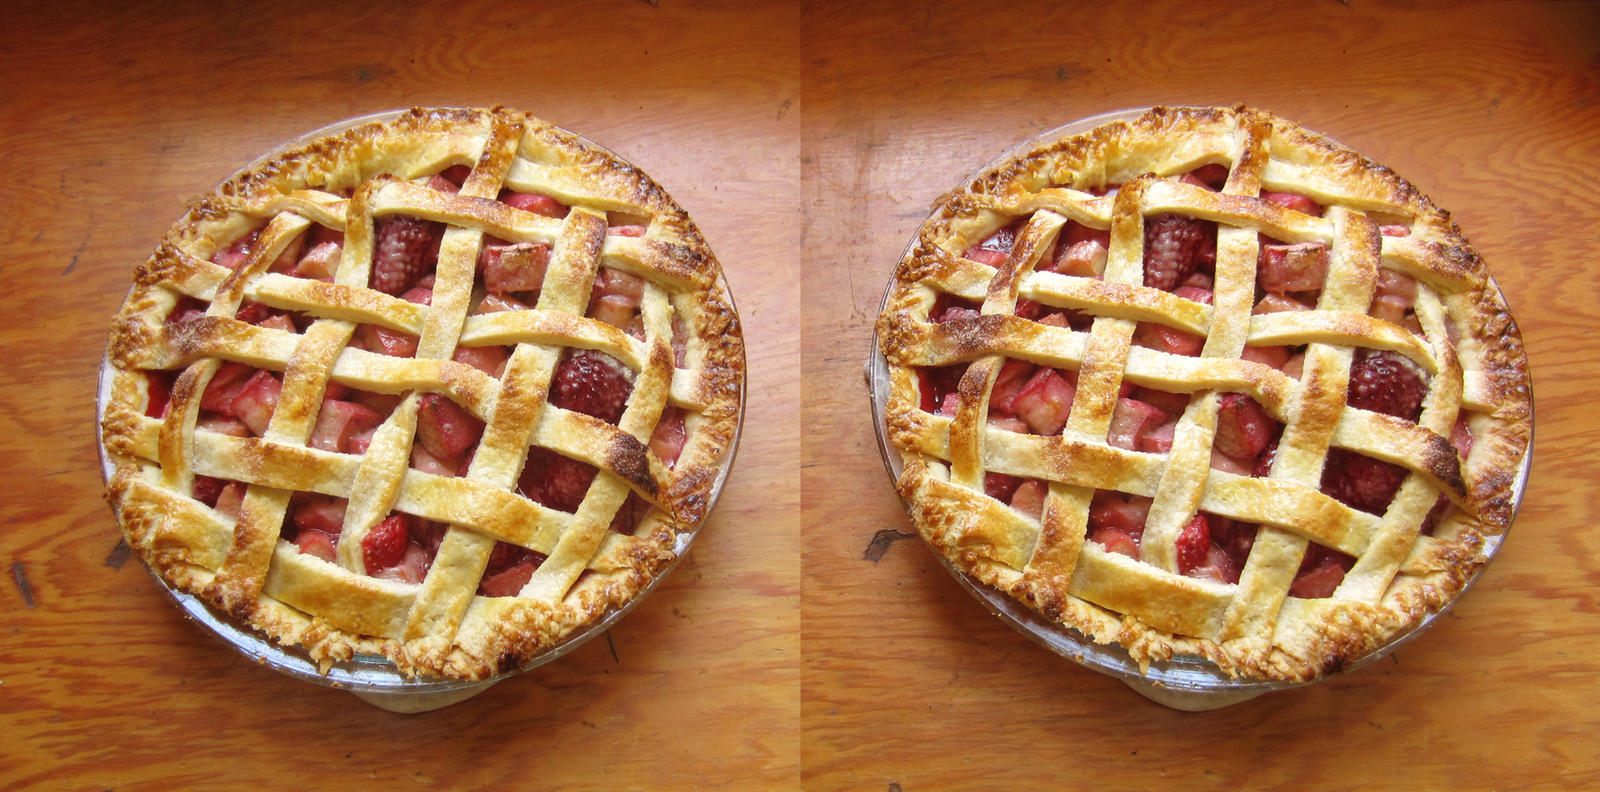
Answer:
[101,107,742,681]
[877,106,1530,682]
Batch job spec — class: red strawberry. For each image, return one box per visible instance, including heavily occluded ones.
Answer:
[1011,367,1075,435]
[479,242,549,294]
[362,514,412,571]
[230,370,283,436]
[1251,439,1278,478]
[440,164,472,186]
[416,393,484,460]
[1089,491,1151,535]
[1347,349,1426,421]
[983,472,1022,502]
[1142,214,1216,291]
[1174,514,1211,575]
[1320,448,1408,514]
[1258,242,1330,293]
[452,344,511,378]
[1186,164,1230,190]
[1092,527,1141,559]
[477,559,539,597]
[649,406,687,467]
[295,530,338,563]
[550,350,634,424]
[369,216,440,295]
[1261,191,1323,217]
[1009,479,1047,519]
[518,447,597,512]
[309,399,384,454]
[1107,398,1166,451]
[192,475,226,506]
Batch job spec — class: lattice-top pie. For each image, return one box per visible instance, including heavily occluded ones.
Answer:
[101,107,743,680]
[876,106,1530,681]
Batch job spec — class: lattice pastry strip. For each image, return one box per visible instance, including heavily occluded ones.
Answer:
[878,106,1529,680]
[102,108,742,680]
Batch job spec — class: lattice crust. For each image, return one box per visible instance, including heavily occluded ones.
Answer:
[101,107,743,680]
[877,106,1530,681]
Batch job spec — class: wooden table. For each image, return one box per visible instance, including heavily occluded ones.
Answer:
[800,1,1600,790]
[5,0,1599,789]
[2,2,798,789]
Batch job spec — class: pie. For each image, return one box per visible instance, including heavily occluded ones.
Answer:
[875,106,1531,681]
[99,107,744,681]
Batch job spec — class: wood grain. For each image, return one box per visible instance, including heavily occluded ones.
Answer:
[0,1,798,789]
[801,1,1600,790]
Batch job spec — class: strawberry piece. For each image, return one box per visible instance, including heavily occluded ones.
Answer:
[965,248,1007,267]
[1371,269,1419,324]
[213,483,246,520]
[1009,479,1047,519]
[595,267,645,305]
[452,344,510,378]
[479,242,550,294]
[1089,491,1151,535]
[474,293,532,315]
[983,472,1022,502]
[292,496,347,536]
[362,514,412,571]
[1215,394,1276,460]
[1011,368,1075,435]
[295,530,338,563]
[1174,514,1211,574]
[934,392,961,416]
[1347,349,1426,420]
[609,492,652,535]
[1137,421,1177,453]
[192,475,226,506]
[416,393,484,460]
[649,406,687,467]
[1251,440,1278,478]
[144,371,175,418]
[369,215,440,295]
[257,314,296,332]
[1186,164,1230,190]
[478,558,539,597]
[1321,448,1408,514]
[1108,398,1166,451]
[233,301,278,326]
[357,323,419,358]
[1258,242,1330,293]
[310,399,384,453]
[550,350,634,424]
[1261,191,1323,217]
[917,365,966,413]
[518,447,598,513]
[1213,517,1257,571]
[230,370,282,435]
[1289,561,1346,598]
[1188,545,1239,584]
[502,191,568,218]
[400,286,433,306]
[974,224,1017,253]
[608,224,647,237]
[439,165,471,186]
[1133,322,1205,357]
[1048,239,1107,277]
[373,544,432,584]
[426,173,460,194]
[930,293,981,323]
[1142,214,1216,291]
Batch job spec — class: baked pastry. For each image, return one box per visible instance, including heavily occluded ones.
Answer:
[875,106,1530,681]
[100,107,743,681]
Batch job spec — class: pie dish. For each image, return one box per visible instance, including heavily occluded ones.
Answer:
[100,107,744,683]
[874,106,1531,684]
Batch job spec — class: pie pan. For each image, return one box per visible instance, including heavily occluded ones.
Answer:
[867,108,1531,710]
[97,110,744,712]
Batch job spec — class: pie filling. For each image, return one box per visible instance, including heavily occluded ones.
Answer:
[880,107,1530,681]
[103,109,743,680]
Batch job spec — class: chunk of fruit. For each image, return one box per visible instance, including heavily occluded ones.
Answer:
[1050,239,1107,277]
[1254,293,1314,314]
[373,544,432,584]
[293,497,347,536]
[295,240,341,281]
[357,324,419,358]
[410,445,461,477]
[1186,164,1230,190]
[1320,447,1408,514]
[1173,285,1213,305]
[362,514,412,571]
[502,191,568,218]
[1347,349,1426,420]
[200,362,255,413]
[479,242,550,294]
[1214,394,1276,459]
[1129,387,1189,418]
[1143,214,1216,291]
[649,406,687,467]
[369,216,440,295]
[988,359,1038,416]
[1108,398,1166,451]
[452,345,510,378]
[211,231,259,270]
[230,370,283,435]
[1089,491,1151,534]
[310,399,384,453]
[983,472,1022,502]
[416,393,484,460]
[1258,242,1330,293]
[1092,527,1140,559]
[1174,514,1211,574]
[1261,191,1323,216]
[1290,558,1347,598]
[1241,345,1291,370]
[1210,448,1255,475]
[1011,368,1075,435]
[609,224,647,237]
[518,447,597,513]
[1009,479,1047,520]
[550,350,634,424]
[478,559,538,597]
[295,530,338,563]
[1133,322,1205,356]
[1137,421,1177,453]
[474,292,532,314]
